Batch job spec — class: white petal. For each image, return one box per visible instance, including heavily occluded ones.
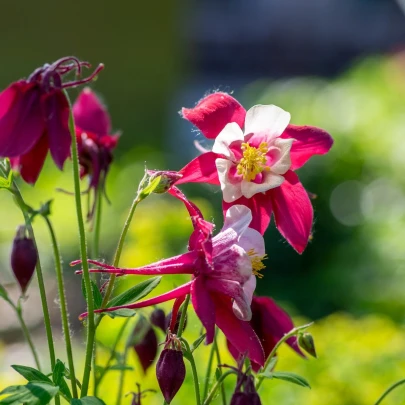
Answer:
[270,138,293,175]
[237,227,266,257]
[223,205,252,234]
[241,173,285,198]
[212,122,244,158]
[215,158,243,203]
[242,275,257,307]
[244,105,290,142]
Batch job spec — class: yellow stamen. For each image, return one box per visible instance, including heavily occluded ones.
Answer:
[247,248,267,278]
[236,142,270,182]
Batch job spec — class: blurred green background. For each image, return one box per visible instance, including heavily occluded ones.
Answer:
[1,0,405,404]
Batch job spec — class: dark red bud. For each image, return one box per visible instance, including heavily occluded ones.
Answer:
[156,349,185,403]
[150,308,166,333]
[230,392,262,405]
[11,226,37,294]
[133,326,158,373]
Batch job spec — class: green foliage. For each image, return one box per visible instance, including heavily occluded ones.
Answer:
[260,371,311,389]
[11,365,52,385]
[81,279,103,310]
[70,397,106,405]
[0,383,58,405]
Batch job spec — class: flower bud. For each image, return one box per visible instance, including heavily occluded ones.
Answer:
[10,226,37,294]
[298,332,317,358]
[150,308,166,333]
[146,170,183,194]
[230,373,262,405]
[156,348,185,403]
[132,318,158,373]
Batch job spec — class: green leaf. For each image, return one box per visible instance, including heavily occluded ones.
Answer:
[262,356,278,373]
[81,278,103,309]
[261,371,311,389]
[106,309,136,319]
[70,397,106,405]
[190,334,206,353]
[0,382,59,404]
[107,277,161,308]
[0,284,9,301]
[52,360,72,400]
[11,365,53,385]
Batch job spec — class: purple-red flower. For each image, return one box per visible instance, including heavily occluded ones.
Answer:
[177,92,333,253]
[76,190,266,366]
[0,57,103,184]
[227,295,304,371]
[73,88,119,207]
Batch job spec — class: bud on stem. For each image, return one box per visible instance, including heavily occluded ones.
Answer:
[10,225,37,295]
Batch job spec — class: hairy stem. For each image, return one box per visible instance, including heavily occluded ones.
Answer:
[66,94,94,397]
[43,216,78,398]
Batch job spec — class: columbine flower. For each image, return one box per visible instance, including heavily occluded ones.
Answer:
[73,88,119,216]
[75,195,266,366]
[0,57,103,184]
[177,92,333,253]
[227,296,304,371]
[10,225,37,294]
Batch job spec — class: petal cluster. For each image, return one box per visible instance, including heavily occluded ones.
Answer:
[178,92,333,253]
[0,57,103,184]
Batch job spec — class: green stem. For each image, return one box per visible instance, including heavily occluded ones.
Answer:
[11,300,41,371]
[98,195,142,317]
[181,339,201,405]
[9,185,57,369]
[92,188,103,259]
[116,345,129,405]
[95,319,131,395]
[177,294,190,339]
[43,216,78,398]
[214,335,226,405]
[203,371,234,405]
[374,379,405,405]
[66,96,94,397]
[202,334,216,401]
[255,322,313,391]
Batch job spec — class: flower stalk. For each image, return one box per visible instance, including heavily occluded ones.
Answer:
[66,93,94,397]
[42,215,78,398]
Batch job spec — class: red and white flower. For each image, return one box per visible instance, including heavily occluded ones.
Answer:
[177,92,333,253]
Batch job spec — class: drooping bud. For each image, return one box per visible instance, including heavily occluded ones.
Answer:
[150,308,166,333]
[131,317,158,373]
[230,375,262,405]
[146,170,183,194]
[10,226,37,295]
[298,332,317,358]
[156,336,185,403]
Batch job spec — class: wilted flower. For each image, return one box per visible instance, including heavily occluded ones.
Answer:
[150,308,166,333]
[177,92,333,253]
[73,88,119,217]
[227,296,304,371]
[131,317,158,373]
[76,190,265,366]
[0,57,103,184]
[156,335,186,404]
[10,225,37,294]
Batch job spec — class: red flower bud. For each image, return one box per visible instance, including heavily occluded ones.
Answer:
[150,308,166,333]
[156,348,185,403]
[10,226,37,294]
[132,319,158,373]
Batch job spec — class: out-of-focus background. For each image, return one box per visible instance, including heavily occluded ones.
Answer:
[1,0,405,404]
